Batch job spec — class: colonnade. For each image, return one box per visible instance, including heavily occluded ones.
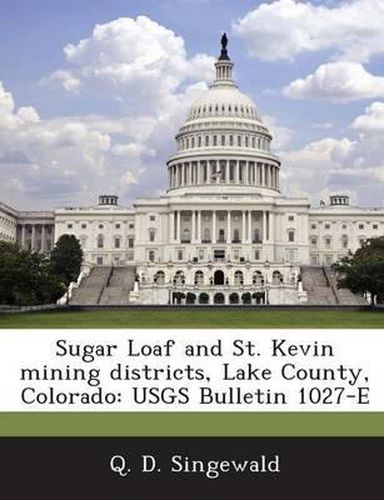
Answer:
[18,223,54,252]
[168,160,279,190]
[169,210,274,244]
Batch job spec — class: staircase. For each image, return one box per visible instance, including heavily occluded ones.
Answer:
[98,267,136,305]
[300,266,338,305]
[300,266,366,305]
[324,267,366,305]
[70,267,112,305]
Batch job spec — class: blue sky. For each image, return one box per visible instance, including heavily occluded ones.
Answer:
[1,0,384,209]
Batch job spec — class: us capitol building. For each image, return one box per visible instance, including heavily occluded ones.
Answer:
[1,36,382,305]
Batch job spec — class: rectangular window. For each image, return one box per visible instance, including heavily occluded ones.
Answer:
[214,250,225,261]
[127,251,134,261]
[325,238,331,248]
[198,249,204,260]
[325,255,333,265]
[149,251,155,262]
[359,224,364,230]
[177,250,183,261]
[254,250,260,261]
[81,224,87,229]
[129,223,134,229]
[325,224,330,229]
[128,238,134,248]
[221,135,225,146]
[373,224,378,229]
[115,223,121,229]
[150,215,156,221]
[67,224,73,229]
[311,224,316,230]
[96,257,103,265]
[288,215,295,221]
[114,238,120,249]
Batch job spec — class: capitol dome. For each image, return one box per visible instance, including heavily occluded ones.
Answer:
[166,35,280,197]
[187,86,262,122]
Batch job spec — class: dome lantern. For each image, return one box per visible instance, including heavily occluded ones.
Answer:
[214,33,235,87]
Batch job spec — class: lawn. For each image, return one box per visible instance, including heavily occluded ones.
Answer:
[0,308,383,328]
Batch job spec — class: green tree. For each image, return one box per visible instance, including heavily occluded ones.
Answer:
[50,235,83,286]
[333,236,384,305]
[0,241,65,305]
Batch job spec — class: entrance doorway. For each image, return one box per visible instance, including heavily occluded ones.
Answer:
[214,270,225,285]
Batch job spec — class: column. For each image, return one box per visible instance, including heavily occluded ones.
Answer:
[169,212,175,241]
[226,161,230,184]
[269,211,274,242]
[31,225,36,251]
[244,162,249,184]
[41,225,46,252]
[177,210,181,243]
[236,161,240,184]
[197,162,201,184]
[248,211,252,243]
[262,211,266,242]
[197,211,202,242]
[260,163,264,186]
[192,211,196,242]
[187,163,192,185]
[241,211,246,242]
[226,211,231,243]
[212,211,216,243]
[21,224,26,248]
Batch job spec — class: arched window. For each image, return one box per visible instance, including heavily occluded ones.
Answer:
[252,271,264,286]
[174,271,185,286]
[205,135,209,147]
[154,271,165,285]
[288,230,295,242]
[272,270,283,285]
[194,270,204,285]
[234,270,244,285]
[198,136,202,147]
[97,234,104,249]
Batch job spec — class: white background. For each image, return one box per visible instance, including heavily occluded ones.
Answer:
[0,329,382,412]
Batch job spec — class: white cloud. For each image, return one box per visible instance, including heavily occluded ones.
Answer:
[47,70,81,92]
[263,115,294,150]
[280,106,384,205]
[351,102,384,131]
[283,62,384,102]
[234,0,384,63]
[1,17,216,208]
[47,16,214,115]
